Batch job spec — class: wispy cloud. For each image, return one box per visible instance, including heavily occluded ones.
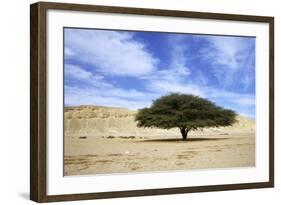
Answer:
[202,36,254,69]
[65,64,93,80]
[199,35,255,89]
[64,29,255,118]
[142,36,197,96]
[65,85,154,110]
[148,81,206,97]
[65,29,158,76]
[65,47,75,58]
[169,38,190,76]
[232,97,255,106]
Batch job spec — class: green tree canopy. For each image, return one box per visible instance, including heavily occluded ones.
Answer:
[135,93,237,140]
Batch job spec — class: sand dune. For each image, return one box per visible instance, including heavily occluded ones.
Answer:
[64,105,255,176]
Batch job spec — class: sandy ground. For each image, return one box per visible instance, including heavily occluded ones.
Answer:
[64,133,255,176]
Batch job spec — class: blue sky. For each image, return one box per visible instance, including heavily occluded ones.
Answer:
[64,28,256,118]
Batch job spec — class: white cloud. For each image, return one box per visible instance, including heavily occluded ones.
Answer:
[208,88,255,102]
[65,64,92,80]
[203,36,249,70]
[140,37,197,97]
[232,97,255,106]
[64,73,255,116]
[65,64,113,89]
[65,47,75,58]
[106,88,157,99]
[200,36,255,88]
[206,86,255,105]
[65,85,152,110]
[204,87,255,118]
[65,29,158,76]
[169,43,190,76]
[64,29,255,117]
[148,81,206,97]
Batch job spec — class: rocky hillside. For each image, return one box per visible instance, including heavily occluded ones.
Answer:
[64,105,255,137]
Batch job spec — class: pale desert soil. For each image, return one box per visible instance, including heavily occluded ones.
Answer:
[64,105,255,176]
[64,133,255,176]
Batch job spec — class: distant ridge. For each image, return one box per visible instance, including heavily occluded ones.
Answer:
[64,105,255,137]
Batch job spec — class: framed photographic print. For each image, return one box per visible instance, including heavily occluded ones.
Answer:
[30,1,274,202]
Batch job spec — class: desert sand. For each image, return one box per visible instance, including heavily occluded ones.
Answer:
[64,105,255,176]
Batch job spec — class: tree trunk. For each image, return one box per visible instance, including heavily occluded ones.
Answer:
[180,127,189,141]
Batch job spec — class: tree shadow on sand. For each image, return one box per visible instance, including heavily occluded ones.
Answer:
[139,137,230,143]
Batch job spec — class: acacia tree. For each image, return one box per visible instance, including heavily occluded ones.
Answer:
[135,93,237,140]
